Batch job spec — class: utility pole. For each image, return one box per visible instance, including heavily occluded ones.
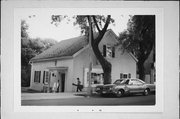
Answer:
[87,16,92,97]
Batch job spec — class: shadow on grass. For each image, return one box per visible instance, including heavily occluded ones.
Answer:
[74,92,155,98]
[21,88,42,93]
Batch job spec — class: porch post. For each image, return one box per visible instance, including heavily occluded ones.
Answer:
[47,71,51,93]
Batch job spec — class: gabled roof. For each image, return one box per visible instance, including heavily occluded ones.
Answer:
[30,29,138,62]
[31,35,88,61]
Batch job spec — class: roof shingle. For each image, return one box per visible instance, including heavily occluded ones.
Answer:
[31,35,88,61]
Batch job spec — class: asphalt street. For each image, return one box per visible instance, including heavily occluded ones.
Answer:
[22,94,155,106]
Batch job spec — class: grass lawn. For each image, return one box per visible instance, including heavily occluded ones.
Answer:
[21,87,41,93]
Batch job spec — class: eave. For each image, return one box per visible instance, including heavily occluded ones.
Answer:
[30,56,73,63]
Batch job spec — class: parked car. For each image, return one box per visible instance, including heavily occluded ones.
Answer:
[95,78,155,97]
[95,79,123,94]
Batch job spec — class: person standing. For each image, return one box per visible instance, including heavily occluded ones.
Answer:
[76,78,82,92]
[52,80,59,93]
[56,80,60,92]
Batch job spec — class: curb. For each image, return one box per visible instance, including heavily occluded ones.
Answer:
[21,92,88,100]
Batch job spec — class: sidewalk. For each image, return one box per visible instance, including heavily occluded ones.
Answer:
[21,92,88,100]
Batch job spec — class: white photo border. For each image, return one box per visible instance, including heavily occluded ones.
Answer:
[14,8,164,112]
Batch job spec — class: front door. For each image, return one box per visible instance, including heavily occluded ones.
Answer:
[61,73,65,92]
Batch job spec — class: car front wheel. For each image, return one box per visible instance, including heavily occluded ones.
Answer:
[143,89,149,96]
[116,90,124,98]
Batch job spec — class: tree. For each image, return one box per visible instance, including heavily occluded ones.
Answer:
[21,20,58,86]
[21,20,32,86]
[51,15,114,84]
[118,15,155,81]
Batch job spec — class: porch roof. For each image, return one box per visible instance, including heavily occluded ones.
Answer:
[47,66,68,70]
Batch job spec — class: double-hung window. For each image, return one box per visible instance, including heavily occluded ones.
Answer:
[120,73,131,79]
[103,45,115,58]
[34,71,41,83]
[43,71,50,84]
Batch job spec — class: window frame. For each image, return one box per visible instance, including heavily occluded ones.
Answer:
[103,44,115,58]
[34,71,41,83]
[43,71,49,85]
[120,73,131,79]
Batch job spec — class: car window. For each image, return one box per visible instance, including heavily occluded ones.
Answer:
[120,79,129,84]
[131,79,143,85]
[114,80,122,84]
[137,79,145,84]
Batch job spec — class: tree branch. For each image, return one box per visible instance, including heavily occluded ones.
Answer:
[90,20,94,46]
[102,15,111,33]
[87,16,94,46]
[94,15,111,45]
[92,16,101,32]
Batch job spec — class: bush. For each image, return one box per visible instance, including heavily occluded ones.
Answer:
[21,65,31,87]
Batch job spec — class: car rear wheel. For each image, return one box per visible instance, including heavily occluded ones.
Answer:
[116,90,124,98]
[143,89,149,96]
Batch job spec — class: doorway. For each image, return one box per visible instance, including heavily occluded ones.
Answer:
[61,73,65,92]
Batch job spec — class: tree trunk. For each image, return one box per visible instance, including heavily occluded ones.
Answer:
[137,59,145,81]
[103,65,112,84]
[138,41,149,81]
[88,15,112,84]
[92,44,112,84]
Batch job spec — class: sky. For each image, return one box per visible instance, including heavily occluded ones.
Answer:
[24,14,130,42]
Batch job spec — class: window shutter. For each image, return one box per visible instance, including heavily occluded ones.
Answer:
[103,45,106,57]
[48,72,51,84]
[112,47,115,58]
[34,71,36,82]
[37,71,39,83]
[128,73,131,78]
[43,71,45,84]
[39,71,41,83]
[120,73,123,79]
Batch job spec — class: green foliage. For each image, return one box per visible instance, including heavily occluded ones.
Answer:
[21,20,57,87]
[118,15,155,80]
[51,15,114,35]
[119,15,155,59]
[21,20,29,38]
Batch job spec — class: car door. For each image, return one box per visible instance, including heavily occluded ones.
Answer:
[127,79,143,93]
[126,79,138,93]
[133,79,144,92]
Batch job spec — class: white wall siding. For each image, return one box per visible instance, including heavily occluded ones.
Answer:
[30,59,73,92]
[110,48,136,83]
[73,47,93,92]
[30,61,55,91]
[99,30,136,83]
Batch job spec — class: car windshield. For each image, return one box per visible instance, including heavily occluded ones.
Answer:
[113,80,122,84]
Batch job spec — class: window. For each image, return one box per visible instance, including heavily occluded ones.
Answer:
[120,73,131,79]
[34,71,41,83]
[43,71,49,84]
[103,45,115,58]
[123,74,128,78]
[91,73,104,84]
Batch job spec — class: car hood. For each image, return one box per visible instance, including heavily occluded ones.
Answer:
[103,84,116,87]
